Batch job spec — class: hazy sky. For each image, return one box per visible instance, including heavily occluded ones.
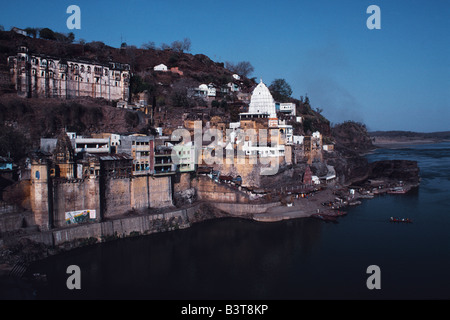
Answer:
[1,0,448,132]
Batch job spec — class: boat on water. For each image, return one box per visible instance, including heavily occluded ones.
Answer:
[390,217,412,223]
[388,187,408,194]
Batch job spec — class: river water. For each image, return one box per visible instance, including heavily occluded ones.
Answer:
[26,142,450,300]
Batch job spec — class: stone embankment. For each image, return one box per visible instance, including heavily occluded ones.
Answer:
[0,200,280,271]
[0,158,420,272]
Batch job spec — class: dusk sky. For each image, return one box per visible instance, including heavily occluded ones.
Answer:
[1,0,448,132]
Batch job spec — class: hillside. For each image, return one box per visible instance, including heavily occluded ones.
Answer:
[0,29,332,160]
[0,94,154,160]
[331,121,375,154]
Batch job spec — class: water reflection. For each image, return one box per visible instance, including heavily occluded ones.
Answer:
[27,143,450,299]
[29,217,325,299]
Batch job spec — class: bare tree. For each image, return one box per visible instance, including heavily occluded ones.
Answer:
[141,41,156,50]
[171,38,191,53]
[171,40,183,52]
[160,42,171,50]
[225,61,254,77]
[182,38,191,52]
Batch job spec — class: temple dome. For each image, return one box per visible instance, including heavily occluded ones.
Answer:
[248,79,276,117]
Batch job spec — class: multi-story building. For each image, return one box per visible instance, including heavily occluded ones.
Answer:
[117,134,155,176]
[171,142,197,173]
[154,145,176,176]
[8,45,130,101]
[276,102,296,116]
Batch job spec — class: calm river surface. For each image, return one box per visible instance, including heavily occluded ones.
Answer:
[27,142,450,299]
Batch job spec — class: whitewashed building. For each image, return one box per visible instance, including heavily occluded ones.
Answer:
[277,102,296,116]
[153,64,168,71]
[239,80,277,119]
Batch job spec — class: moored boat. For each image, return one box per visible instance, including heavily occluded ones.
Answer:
[388,187,407,194]
[389,217,412,223]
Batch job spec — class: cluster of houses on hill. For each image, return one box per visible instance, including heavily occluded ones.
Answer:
[2,62,335,189]
[0,71,339,230]
[2,46,339,227]
[37,131,196,180]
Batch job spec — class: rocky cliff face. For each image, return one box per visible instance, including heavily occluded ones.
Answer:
[327,122,421,186]
[368,160,420,184]
[325,151,370,185]
[325,121,375,184]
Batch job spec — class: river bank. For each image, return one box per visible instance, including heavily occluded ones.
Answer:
[0,174,420,277]
[0,152,422,285]
[371,137,450,149]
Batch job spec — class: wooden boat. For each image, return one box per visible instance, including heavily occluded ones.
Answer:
[388,187,407,194]
[389,217,412,223]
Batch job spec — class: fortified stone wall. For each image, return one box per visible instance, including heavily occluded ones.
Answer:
[192,176,249,203]
[103,177,131,218]
[30,162,50,229]
[21,207,192,247]
[52,178,100,227]
[148,176,173,208]
[0,211,34,233]
[173,173,195,206]
[29,160,174,230]
[130,175,173,210]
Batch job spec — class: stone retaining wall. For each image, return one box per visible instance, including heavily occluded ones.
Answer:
[21,207,192,247]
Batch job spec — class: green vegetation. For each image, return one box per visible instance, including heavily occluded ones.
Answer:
[130,75,153,95]
[269,78,292,102]
[38,27,75,43]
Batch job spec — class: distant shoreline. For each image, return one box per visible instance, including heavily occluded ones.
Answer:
[371,138,450,149]
[368,130,450,149]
